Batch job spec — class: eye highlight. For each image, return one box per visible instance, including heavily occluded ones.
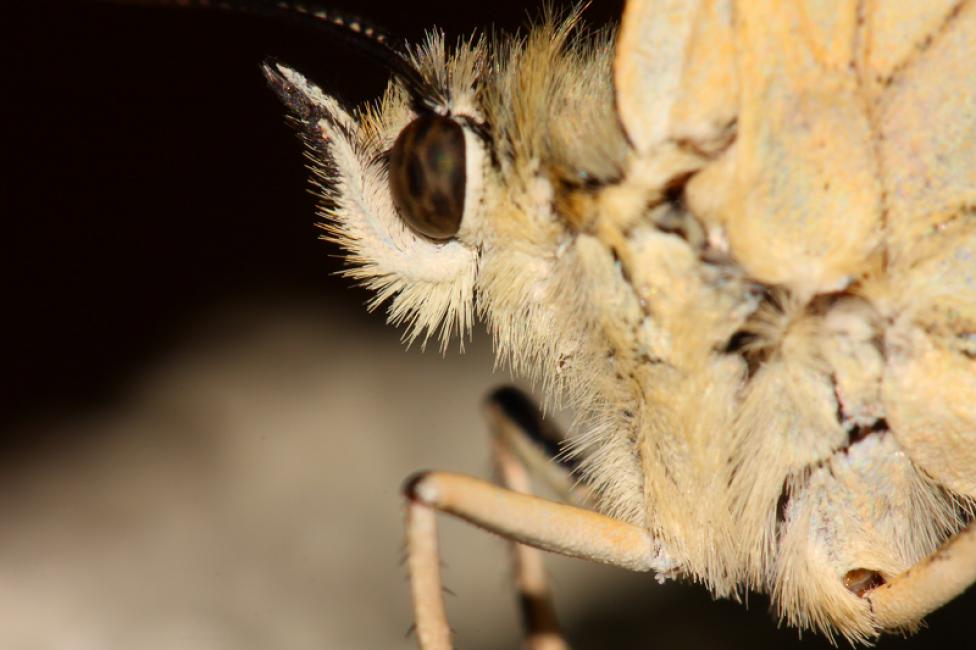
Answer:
[389,114,466,240]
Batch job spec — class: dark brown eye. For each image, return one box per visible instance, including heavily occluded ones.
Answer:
[388,114,466,240]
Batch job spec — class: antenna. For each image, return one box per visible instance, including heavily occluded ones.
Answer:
[111,0,437,105]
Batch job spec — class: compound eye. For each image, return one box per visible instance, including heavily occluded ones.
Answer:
[389,114,466,240]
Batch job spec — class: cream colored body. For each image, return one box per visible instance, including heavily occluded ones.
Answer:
[272,0,976,643]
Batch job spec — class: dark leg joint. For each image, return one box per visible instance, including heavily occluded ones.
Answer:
[518,591,563,641]
[844,568,886,597]
[485,386,576,473]
[403,470,433,502]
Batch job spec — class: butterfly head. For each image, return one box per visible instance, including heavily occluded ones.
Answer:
[264,10,628,377]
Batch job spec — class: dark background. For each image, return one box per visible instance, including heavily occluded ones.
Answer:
[4,2,973,648]
[8,1,625,437]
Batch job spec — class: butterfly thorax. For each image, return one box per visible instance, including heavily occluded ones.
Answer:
[277,7,973,642]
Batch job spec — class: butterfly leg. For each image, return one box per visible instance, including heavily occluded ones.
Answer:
[483,387,576,650]
[403,388,657,650]
[866,520,976,630]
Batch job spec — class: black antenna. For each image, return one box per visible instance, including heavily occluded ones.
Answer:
[111,0,437,106]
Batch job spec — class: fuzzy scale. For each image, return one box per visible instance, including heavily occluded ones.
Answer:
[269,2,976,642]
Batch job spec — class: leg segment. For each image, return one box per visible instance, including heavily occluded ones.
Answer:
[405,471,656,570]
[403,387,656,650]
[403,473,656,649]
[485,386,599,649]
[485,386,586,504]
[405,501,452,650]
[867,521,976,629]
[488,395,567,650]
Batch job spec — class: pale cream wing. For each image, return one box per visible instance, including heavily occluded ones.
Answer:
[683,1,880,296]
[871,1,976,499]
[614,0,737,157]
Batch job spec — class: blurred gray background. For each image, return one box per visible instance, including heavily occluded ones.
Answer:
[4,2,973,648]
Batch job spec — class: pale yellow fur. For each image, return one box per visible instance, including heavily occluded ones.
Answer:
[272,2,976,643]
